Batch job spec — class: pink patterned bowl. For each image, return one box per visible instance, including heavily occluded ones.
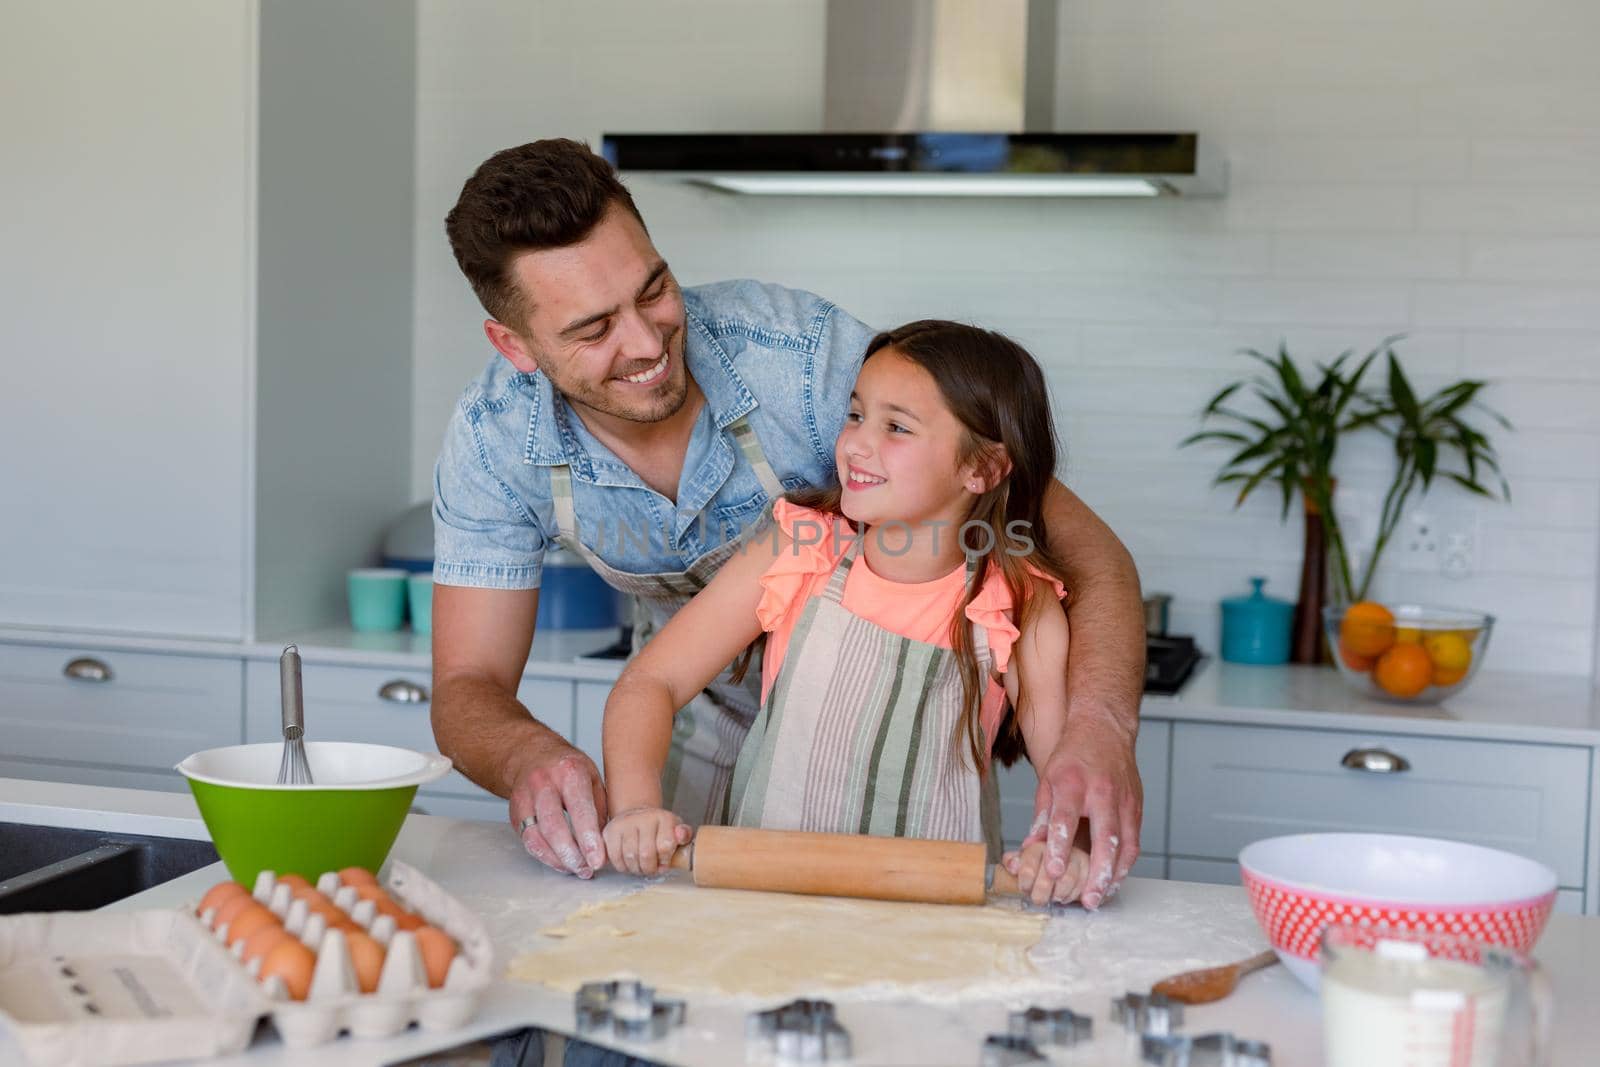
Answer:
[1239,832,1557,990]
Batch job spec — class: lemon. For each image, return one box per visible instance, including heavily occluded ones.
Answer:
[1423,631,1473,673]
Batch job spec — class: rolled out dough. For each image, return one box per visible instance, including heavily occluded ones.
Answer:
[507,882,1047,1000]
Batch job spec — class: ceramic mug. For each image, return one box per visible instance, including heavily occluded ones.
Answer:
[408,572,434,636]
[348,568,408,632]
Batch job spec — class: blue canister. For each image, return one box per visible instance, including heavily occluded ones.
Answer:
[1220,577,1293,664]
[536,547,624,631]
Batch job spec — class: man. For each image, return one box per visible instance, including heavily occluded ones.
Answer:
[431,139,1146,907]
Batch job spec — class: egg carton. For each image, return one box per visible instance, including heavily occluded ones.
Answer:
[198,861,493,1048]
[0,908,269,1067]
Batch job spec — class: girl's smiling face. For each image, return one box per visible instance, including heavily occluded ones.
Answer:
[836,347,982,530]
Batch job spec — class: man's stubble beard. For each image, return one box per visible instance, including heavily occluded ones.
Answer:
[552,334,688,425]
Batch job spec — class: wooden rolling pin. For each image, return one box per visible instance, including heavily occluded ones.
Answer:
[668,826,1022,906]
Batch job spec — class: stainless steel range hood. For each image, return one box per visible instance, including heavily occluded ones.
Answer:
[602,0,1223,198]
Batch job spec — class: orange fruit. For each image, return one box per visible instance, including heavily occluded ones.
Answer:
[1374,644,1433,698]
[1433,665,1468,687]
[1394,627,1422,644]
[1339,644,1376,672]
[1340,602,1396,658]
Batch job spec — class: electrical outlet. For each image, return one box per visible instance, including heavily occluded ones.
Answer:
[1395,509,1478,578]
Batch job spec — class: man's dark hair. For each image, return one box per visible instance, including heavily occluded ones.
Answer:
[445,139,645,328]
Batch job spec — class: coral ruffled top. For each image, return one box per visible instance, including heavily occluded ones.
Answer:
[755,501,1066,756]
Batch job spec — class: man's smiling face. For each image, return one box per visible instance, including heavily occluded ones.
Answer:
[493,204,689,425]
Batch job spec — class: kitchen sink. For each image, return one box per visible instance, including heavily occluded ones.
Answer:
[0,821,218,914]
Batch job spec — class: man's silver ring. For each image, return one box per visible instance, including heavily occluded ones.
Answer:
[517,815,537,834]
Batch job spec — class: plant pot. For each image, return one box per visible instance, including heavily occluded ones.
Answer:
[1290,496,1329,665]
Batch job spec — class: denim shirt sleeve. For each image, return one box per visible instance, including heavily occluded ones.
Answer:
[431,395,548,590]
[806,301,875,479]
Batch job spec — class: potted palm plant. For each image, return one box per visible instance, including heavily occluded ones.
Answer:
[1183,339,1510,664]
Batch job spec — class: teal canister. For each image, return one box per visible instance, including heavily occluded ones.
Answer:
[1220,577,1294,664]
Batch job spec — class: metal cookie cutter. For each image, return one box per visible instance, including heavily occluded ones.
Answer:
[574,980,686,1041]
[1112,991,1184,1036]
[1009,1005,1093,1048]
[979,1034,1047,1067]
[1141,1032,1272,1067]
[747,998,852,1063]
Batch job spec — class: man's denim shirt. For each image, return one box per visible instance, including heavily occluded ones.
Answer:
[432,280,874,589]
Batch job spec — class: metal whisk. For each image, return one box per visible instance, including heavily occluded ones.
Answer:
[276,644,313,785]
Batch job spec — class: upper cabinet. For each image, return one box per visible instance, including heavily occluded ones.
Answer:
[0,0,418,641]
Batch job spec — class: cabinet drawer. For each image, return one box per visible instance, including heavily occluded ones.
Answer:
[994,719,1170,853]
[0,642,241,775]
[244,661,573,802]
[1170,722,1589,886]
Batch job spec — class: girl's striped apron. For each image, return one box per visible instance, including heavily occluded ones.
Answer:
[548,416,781,826]
[728,539,1004,857]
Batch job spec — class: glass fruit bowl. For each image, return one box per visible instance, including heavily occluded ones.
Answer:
[1323,603,1494,704]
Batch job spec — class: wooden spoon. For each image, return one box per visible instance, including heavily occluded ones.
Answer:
[1151,950,1280,1004]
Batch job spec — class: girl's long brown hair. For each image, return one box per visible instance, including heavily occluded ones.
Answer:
[790,320,1069,771]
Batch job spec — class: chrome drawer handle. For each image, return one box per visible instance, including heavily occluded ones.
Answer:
[1342,748,1410,774]
[63,657,113,682]
[378,680,429,704]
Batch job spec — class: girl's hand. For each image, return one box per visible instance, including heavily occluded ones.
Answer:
[1004,839,1091,907]
[603,807,693,876]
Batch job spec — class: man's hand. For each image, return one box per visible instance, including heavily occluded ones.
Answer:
[1021,717,1142,910]
[506,735,609,879]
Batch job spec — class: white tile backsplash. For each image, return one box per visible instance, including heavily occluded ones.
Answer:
[410,0,1600,680]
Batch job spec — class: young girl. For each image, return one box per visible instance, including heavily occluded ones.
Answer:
[600,320,1089,904]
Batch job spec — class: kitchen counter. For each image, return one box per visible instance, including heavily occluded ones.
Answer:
[1150,659,1600,745]
[2,781,1598,1067]
[0,623,627,681]
[10,619,1596,744]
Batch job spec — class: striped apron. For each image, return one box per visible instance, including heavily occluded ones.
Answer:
[548,416,782,826]
[727,539,1004,858]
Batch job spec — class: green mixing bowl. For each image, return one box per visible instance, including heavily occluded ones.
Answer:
[176,741,451,886]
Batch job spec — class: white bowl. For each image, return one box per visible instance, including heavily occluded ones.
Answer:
[1239,833,1557,990]
[177,741,451,790]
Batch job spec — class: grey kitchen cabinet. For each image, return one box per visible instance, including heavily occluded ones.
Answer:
[1168,722,1591,890]
[0,0,415,641]
[573,681,610,771]
[243,660,577,823]
[0,641,242,791]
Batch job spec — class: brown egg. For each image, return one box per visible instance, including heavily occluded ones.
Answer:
[214,893,259,932]
[353,882,391,906]
[322,912,362,933]
[391,911,426,932]
[197,881,247,920]
[339,866,379,888]
[345,930,385,994]
[276,873,311,893]
[309,899,347,922]
[413,926,457,989]
[240,923,293,964]
[295,888,336,912]
[260,939,316,1001]
[225,903,277,947]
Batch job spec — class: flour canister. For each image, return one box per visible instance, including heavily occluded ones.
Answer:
[1220,577,1293,664]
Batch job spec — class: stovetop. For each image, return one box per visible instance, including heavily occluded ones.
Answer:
[1144,635,1202,695]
